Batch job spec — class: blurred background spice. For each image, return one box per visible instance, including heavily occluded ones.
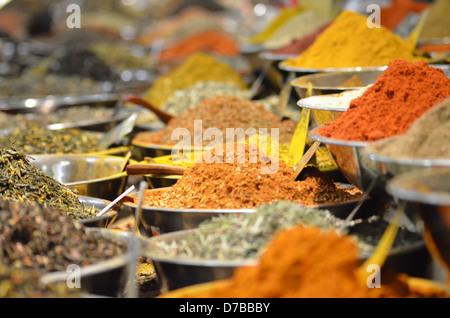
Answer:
[282,10,424,69]
[142,52,247,107]
[158,30,240,62]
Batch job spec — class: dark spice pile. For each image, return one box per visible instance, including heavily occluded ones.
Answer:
[133,95,297,146]
[0,123,101,154]
[0,199,127,272]
[132,143,361,209]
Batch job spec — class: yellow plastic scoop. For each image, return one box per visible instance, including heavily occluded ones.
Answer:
[357,201,405,281]
[288,83,313,167]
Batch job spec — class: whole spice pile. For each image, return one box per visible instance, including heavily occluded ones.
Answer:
[151,202,422,261]
[131,143,361,209]
[0,200,127,272]
[143,52,247,107]
[0,123,101,154]
[0,147,94,220]
[318,59,450,141]
[282,10,423,69]
[185,226,443,298]
[159,30,240,62]
[365,97,450,159]
[133,95,297,146]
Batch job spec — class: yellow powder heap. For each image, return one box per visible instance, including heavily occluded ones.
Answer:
[282,10,423,69]
[143,52,247,107]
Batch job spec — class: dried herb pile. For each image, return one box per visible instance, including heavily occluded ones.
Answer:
[0,199,127,273]
[133,144,361,209]
[0,123,100,154]
[0,147,94,220]
[150,202,422,261]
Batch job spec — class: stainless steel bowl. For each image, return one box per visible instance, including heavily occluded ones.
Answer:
[386,168,450,275]
[291,69,382,99]
[40,228,138,297]
[30,154,137,201]
[122,186,376,237]
[140,229,256,293]
[278,62,387,76]
[308,127,386,197]
[77,195,119,228]
[131,137,204,161]
[362,140,450,180]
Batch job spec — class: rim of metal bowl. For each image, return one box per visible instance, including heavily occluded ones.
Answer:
[297,97,349,112]
[258,52,297,61]
[386,168,450,206]
[290,71,377,91]
[141,229,258,267]
[123,188,257,214]
[77,195,119,225]
[309,127,370,148]
[363,150,450,168]
[278,62,388,73]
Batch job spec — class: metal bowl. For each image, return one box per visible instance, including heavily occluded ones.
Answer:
[0,92,119,114]
[362,139,450,180]
[77,195,119,228]
[142,223,427,293]
[122,185,375,237]
[278,62,388,76]
[291,70,382,99]
[308,127,387,198]
[30,154,137,201]
[39,228,138,298]
[258,52,297,61]
[386,167,450,275]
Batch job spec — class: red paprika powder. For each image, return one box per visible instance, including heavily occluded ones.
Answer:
[318,59,450,142]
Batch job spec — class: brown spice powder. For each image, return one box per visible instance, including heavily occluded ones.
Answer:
[132,96,297,146]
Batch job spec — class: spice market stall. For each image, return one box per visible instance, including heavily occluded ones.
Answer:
[0,0,448,301]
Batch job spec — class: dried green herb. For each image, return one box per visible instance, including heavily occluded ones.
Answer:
[0,123,100,155]
[151,201,422,261]
[0,147,94,220]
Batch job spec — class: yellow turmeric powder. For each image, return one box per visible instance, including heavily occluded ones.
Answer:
[282,10,424,69]
[143,52,247,107]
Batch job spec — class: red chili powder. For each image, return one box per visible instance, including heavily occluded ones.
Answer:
[318,59,450,142]
[380,0,429,30]
[268,22,331,56]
